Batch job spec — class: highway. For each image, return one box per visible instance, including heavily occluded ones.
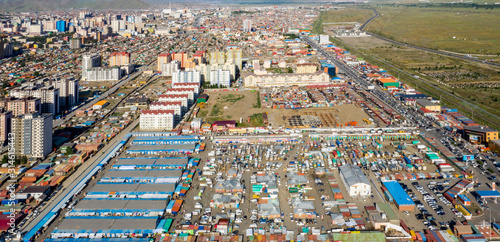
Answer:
[53,68,144,128]
[359,9,500,67]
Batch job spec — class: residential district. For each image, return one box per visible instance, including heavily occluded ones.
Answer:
[0,5,499,242]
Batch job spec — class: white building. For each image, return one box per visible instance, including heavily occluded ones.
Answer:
[244,71,330,88]
[161,61,180,77]
[53,78,79,107]
[86,67,121,81]
[172,83,199,96]
[12,113,53,158]
[158,94,189,113]
[196,63,236,84]
[339,164,371,198]
[82,54,101,78]
[140,110,175,131]
[149,101,182,121]
[243,19,252,32]
[172,70,201,84]
[191,118,202,130]
[164,88,195,106]
[209,69,230,87]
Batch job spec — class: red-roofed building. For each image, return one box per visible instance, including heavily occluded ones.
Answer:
[158,94,189,113]
[150,101,182,120]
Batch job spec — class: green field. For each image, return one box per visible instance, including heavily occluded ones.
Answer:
[366,6,500,55]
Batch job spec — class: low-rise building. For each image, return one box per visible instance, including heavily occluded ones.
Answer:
[339,164,371,198]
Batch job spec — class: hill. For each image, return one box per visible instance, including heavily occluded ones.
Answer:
[0,0,150,11]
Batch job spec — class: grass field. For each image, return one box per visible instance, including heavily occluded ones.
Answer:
[366,6,500,55]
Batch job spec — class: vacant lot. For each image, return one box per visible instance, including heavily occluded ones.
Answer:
[267,104,374,128]
[366,6,500,55]
[197,91,265,125]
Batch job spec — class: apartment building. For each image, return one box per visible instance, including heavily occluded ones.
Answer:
[12,113,53,158]
[140,110,175,131]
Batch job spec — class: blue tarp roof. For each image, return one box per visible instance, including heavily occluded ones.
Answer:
[383,181,415,206]
[476,190,500,198]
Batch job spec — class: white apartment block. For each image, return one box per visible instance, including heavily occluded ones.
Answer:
[172,83,199,96]
[158,94,189,113]
[196,63,236,84]
[82,54,101,78]
[161,61,180,77]
[140,110,174,131]
[209,69,231,87]
[172,70,201,84]
[86,67,121,81]
[164,88,195,106]
[53,78,79,107]
[149,101,182,121]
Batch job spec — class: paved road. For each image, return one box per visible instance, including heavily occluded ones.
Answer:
[21,119,139,240]
[53,68,144,128]
[359,9,500,67]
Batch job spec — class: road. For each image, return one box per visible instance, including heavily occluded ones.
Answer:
[359,9,500,67]
[52,68,144,128]
[21,118,139,241]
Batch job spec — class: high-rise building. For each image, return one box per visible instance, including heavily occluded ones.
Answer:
[161,61,180,76]
[69,38,81,49]
[172,52,188,69]
[226,48,242,72]
[12,113,53,158]
[172,70,201,84]
[209,69,231,87]
[0,111,12,145]
[0,38,4,59]
[86,67,121,81]
[196,63,236,84]
[0,97,41,117]
[158,53,172,71]
[9,86,60,115]
[52,78,79,107]
[243,19,252,32]
[3,43,13,57]
[109,52,130,67]
[209,49,242,72]
[56,20,67,32]
[82,54,102,78]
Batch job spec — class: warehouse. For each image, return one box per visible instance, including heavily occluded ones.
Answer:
[70,199,167,216]
[126,144,196,154]
[131,135,199,145]
[100,169,182,184]
[416,99,441,112]
[112,157,189,170]
[52,218,160,237]
[339,164,371,198]
[382,181,415,211]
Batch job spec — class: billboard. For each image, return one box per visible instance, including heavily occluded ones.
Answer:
[462,155,474,161]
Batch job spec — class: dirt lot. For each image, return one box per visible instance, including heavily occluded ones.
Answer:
[267,104,375,128]
[197,90,263,124]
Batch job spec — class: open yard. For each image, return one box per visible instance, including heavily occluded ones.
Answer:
[197,90,265,126]
[366,6,500,55]
[266,104,375,129]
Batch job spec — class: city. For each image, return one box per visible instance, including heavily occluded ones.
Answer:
[0,2,499,242]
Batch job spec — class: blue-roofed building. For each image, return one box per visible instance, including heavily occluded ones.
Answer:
[131,135,199,145]
[383,181,415,211]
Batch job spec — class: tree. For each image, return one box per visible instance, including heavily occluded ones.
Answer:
[1,155,8,164]
[20,156,28,164]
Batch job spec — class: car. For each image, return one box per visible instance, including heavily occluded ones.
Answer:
[403,211,410,216]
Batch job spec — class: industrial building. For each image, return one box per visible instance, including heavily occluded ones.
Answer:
[339,164,371,198]
[382,181,415,211]
[126,144,196,155]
